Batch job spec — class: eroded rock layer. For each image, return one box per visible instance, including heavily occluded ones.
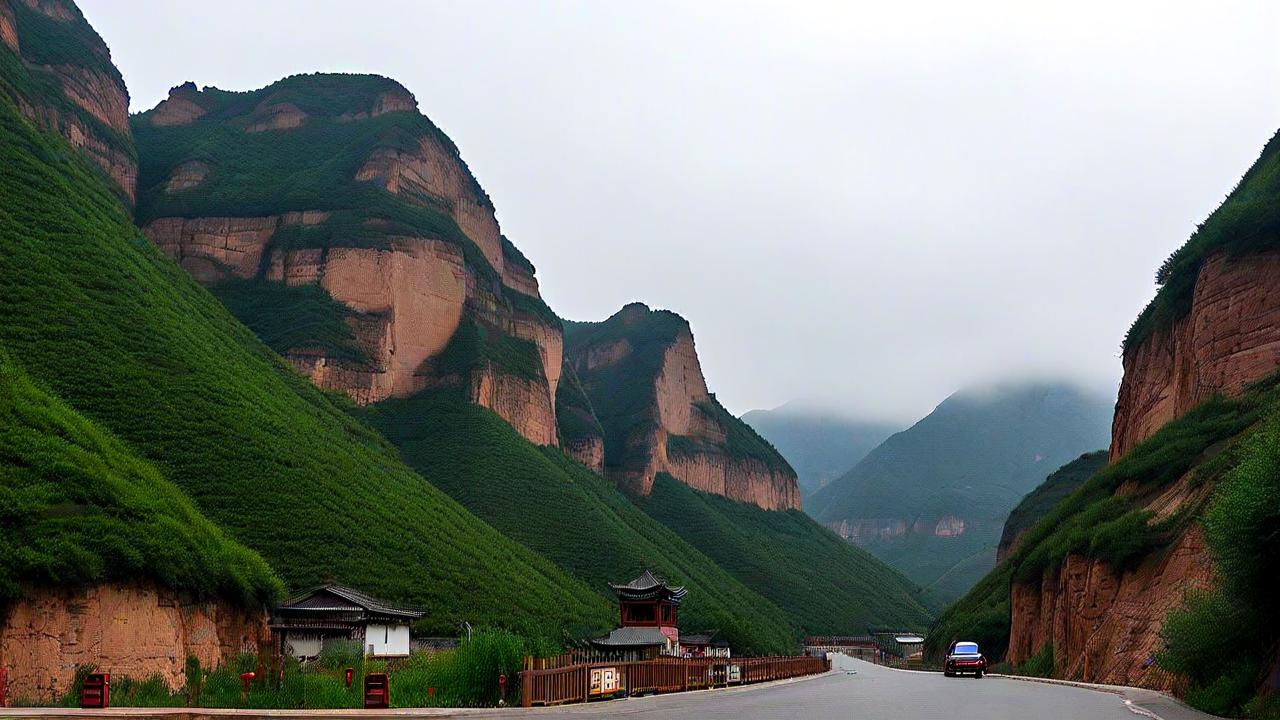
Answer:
[565,303,800,511]
[1112,250,1280,459]
[0,583,268,703]
[3,0,136,203]
[133,77,561,446]
[1006,526,1212,689]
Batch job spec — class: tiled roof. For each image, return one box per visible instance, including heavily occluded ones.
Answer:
[277,583,425,619]
[608,570,687,601]
[591,626,670,647]
[681,631,728,648]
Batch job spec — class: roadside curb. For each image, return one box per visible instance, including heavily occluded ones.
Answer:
[988,673,1221,720]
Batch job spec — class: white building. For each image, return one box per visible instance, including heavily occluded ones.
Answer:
[271,583,425,659]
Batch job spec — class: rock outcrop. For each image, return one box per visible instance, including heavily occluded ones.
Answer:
[565,304,800,511]
[1006,526,1212,689]
[133,76,562,446]
[0,583,269,703]
[3,0,136,204]
[1112,250,1280,459]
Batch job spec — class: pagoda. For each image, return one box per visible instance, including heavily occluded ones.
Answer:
[590,570,686,658]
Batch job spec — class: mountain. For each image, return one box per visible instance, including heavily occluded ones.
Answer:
[741,403,899,502]
[931,130,1280,716]
[563,303,801,511]
[562,303,932,632]
[128,67,926,648]
[995,451,1107,563]
[0,3,615,692]
[133,74,562,447]
[811,382,1113,603]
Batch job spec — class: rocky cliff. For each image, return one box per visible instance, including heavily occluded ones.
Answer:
[1,0,136,203]
[1005,526,1212,690]
[1,583,269,703]
[132,76,561,445]
[563,303,800,511]
[1112,249,1280,459]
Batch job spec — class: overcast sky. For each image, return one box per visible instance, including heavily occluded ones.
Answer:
[82,0,1279,422]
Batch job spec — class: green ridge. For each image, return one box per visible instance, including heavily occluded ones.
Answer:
[635,474,933,635]
[0,346,281,607]
[0,41,611,637]
[1125,128,1280,352]
[997,451,1108,560]
[360,388,798,654]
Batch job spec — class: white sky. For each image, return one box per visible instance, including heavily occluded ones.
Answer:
[81,0,1280,422]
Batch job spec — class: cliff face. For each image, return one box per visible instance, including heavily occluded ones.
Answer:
[2,0,136,203]
[1006,526,1212,689]
[1112,250,1280,459]
[1,582,269,703]
[132,77,561,446]
[564,304,800,511]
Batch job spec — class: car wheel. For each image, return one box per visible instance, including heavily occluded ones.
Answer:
[974,670,984,678]
[944,670,954,677]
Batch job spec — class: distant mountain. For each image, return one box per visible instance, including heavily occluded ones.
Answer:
[811,382,1113,603]
[742,403,899,503]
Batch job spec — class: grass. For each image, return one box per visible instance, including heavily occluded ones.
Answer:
[48,630,533,709]
[1125,128,1280,352]
[0,345,281,607]
[359,388,800,654]
[668,397,791,467]
[431,318,545,382]
[998,451,1109,558]
[0,54,613,638]
[634,473,934,635]
[210,278,370,364]
[8,1,123,86]
[555,364,604,444]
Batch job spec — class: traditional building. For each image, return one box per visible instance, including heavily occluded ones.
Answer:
[681,630,731,658]
[591,571,686,659]
[271,584,425,660]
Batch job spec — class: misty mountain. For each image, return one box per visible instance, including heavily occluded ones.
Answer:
[810,381,1114,604]
[741,403,899,501]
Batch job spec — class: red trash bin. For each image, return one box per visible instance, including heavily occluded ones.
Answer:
[364,672,389,709]
[80,673,110,708]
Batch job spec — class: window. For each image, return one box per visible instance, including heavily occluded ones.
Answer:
[661,605,670,623]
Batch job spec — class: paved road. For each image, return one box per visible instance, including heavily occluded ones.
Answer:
[507,656,1191,720]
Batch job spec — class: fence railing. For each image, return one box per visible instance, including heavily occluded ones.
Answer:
[519,655,830,707]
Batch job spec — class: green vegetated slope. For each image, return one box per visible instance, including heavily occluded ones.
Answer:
[742,403,899,500]
[812,382,1113,603]
[927,377,1276,666]
[0,346,280,607]
[634,474,934,634]
[0,29,611,637]
[359,388,797,653]
[1126,129,1280,351]
[996,451,1108,561]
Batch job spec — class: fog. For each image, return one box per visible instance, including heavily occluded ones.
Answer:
[81,0,1280,423]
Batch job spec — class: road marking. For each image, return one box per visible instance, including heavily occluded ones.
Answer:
[1123,698,1164,720]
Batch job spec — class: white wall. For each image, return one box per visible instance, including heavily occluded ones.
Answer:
[365,623,411,657]
[285,633,323,659]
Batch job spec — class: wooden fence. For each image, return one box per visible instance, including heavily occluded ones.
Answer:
[519,655,830,707]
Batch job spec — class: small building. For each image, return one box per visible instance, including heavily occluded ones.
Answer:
[271,583,425,660]
[591,570,686,660]
[681,630,731,658]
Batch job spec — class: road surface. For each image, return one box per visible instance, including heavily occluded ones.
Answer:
[510,655,1214,720]
[0,657,1219,720]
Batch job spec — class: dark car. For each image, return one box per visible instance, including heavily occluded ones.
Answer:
[944,641,987,678]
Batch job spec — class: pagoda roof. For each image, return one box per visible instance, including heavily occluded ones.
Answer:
[591,626,670,647]
[608,570,687,603]
[681,630,729,648]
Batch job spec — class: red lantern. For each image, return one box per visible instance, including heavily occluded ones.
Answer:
[239,672,255,694]
[345,668,354,688]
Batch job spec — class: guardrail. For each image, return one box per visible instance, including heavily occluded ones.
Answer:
[519,655,830,707]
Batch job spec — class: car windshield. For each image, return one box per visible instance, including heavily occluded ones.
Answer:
[953,643,979,655]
